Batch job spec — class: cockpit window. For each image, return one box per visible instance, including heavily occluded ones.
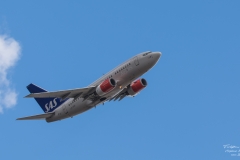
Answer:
[143,52,150,56]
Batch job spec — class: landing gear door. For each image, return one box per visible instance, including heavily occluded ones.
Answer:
[134,56,139,66]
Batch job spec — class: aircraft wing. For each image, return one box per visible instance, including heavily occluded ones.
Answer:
[25,86,96,99]
[109,88,128,101]
[17,112,54,120]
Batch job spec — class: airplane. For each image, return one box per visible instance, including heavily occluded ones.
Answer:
[17,51,161,122]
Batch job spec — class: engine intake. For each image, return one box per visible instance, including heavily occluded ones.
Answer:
[127,78,147,96]
[95,78,116,96]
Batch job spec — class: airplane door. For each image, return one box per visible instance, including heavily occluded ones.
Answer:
[129,56,139,80]
[134,56,139,66]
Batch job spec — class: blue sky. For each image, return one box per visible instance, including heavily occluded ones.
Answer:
[0,0,240,159]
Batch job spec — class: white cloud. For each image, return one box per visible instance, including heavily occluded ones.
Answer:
[0,35,21,113]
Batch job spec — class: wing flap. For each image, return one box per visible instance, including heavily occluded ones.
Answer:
[25,86,96,99]
[17,112,54,120]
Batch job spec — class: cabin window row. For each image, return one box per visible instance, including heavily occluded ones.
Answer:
[114,63,131,75]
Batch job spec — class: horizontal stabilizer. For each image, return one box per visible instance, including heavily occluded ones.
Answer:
[17,112,54,120]
[25,86,96,99]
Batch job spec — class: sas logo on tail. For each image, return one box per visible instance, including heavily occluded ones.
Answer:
[45,98,58,112]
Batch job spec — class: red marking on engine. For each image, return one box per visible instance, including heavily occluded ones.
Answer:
[100,79,115,92]
[131,79,145,93]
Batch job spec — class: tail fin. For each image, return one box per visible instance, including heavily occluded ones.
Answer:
[27,83,68,113]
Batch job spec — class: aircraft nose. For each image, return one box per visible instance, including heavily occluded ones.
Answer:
[154,52,161,59]
[151,52,161,62]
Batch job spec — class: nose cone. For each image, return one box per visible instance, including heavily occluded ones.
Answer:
[153,52,161,60]
[141,51,161,71]
[152,52,161,64]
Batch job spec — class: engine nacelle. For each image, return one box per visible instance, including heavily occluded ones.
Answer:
[127,78,147,96]
[95,78,116,96]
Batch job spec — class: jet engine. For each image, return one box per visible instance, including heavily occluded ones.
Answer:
[95,78,116,96]
[127,78,147,96]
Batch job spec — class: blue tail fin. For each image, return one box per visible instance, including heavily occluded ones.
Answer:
[27,83,68,113]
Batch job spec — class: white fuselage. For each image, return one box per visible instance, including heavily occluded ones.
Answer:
[46,51,161,122]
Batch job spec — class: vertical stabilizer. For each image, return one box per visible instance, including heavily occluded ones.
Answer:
[27,84,67,113]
